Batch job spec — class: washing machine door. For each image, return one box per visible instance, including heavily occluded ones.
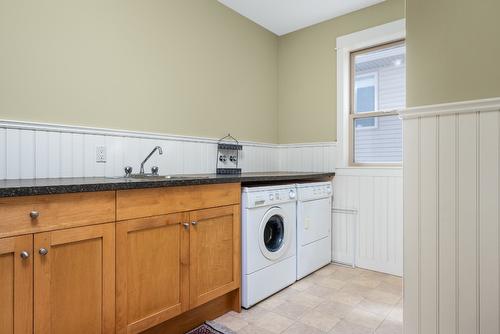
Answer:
[258,207,291,260]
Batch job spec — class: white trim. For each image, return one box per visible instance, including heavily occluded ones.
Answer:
[398,97,500,119]
[0,119,338,150]
[336,19,406,168]
[278,142,337,148]
[0,119,277,148]
[336,19,406,51]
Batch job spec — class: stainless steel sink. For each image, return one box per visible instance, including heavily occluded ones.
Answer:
[127,174,172,180]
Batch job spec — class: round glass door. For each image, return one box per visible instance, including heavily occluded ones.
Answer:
[263,215,285,252]
[258,207,290,260]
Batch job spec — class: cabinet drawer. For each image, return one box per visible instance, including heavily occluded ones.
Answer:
[0,191,116,238]
[116,183,240,221]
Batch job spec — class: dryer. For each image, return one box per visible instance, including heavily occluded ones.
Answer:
[241,184,297,308]
[296,181,333,280]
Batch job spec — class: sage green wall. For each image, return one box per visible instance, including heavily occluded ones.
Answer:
[0,0,278,143]
[277,0,405,143]
[406,0,500,107]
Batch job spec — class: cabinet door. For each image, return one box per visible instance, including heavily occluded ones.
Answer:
[189,205,240,308]
[34,224,115,334]
[116,213,189,334]
[0,235,32,334]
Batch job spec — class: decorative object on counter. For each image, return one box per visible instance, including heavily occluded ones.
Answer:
[124,166,133,177]
[216,133,242,175]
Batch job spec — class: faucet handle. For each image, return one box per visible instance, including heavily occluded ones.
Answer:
[151,166,159,175]
[124,166,133,177]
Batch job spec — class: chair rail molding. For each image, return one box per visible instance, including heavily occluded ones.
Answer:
[400,96,500,119]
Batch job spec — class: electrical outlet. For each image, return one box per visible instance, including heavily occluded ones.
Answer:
[96,146,106,163]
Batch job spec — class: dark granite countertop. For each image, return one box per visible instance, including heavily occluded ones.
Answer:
[0,172,335,198]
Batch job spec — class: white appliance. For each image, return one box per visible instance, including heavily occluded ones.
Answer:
[295,181,333,280]
[241,184,297,308]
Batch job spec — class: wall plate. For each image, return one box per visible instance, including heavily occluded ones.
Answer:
[96,145,106,163]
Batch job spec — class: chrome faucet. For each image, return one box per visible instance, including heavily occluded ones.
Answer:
[140,146,163,175]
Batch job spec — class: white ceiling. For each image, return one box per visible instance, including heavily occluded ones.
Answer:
[218,0,386,36]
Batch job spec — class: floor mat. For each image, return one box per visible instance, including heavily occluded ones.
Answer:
[185,321,236,334]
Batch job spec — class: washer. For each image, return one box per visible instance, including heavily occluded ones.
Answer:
[241,184,297,308]
[296,181,333,280]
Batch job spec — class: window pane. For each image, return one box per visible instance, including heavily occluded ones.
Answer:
[356,116,376,128]
[354,115,402,164]
[356,86,375,113]
[355,74,376,113]
[353,43,405,113]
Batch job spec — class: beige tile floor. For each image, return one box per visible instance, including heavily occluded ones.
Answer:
[214,264,402,334]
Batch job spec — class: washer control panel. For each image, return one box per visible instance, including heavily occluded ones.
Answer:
[243,187,296,208]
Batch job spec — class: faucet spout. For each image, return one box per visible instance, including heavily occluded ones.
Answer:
[140,146,163,175]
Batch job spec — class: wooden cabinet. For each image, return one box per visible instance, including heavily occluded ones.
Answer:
[0,235,32,334]
[0,227,115,334]
[116,213,189,334]
[33,224,115,334]
[189,205,240,308]
[116,204,241,333]
[0,183,241,334]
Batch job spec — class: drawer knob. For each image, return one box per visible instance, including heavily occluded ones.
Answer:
[182,223,190,230]
[39,248,48,256]
[20,251,30,259]
[30,211,40,219]
[191,221,198,226]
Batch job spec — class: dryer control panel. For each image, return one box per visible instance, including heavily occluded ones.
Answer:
[296,182,333,201]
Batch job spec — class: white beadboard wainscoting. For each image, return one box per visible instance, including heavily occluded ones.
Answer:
[401,97,500,334]
[0,120,337,179]
[278,142,337,172]
[332,168,403,276]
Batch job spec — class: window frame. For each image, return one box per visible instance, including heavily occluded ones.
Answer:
[348,39,405,167]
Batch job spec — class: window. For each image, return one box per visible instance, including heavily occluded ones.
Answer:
[349,40,405,165]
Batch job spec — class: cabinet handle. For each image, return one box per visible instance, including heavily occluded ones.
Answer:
[39,248,48,256]
[30,211,40,219]
[191,221,198,226]
[182,223,190,230]
[20,251,30,259]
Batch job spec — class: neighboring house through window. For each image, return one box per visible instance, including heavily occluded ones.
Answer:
[354,73,378,129]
